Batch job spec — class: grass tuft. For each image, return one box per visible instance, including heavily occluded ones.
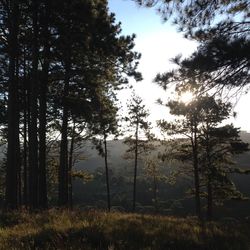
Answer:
[0,210,249,249]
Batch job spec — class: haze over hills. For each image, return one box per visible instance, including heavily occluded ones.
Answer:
[71,131,250,217]
[75,131,250,173]
[1,131,249,216]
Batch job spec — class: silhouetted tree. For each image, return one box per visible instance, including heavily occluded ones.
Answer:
[124,94,153,212]
[4,0,21,210]
[134,0,249,39]
[52,0,141,207]
[200,124,249,220]
[0,0,141,210]
[158,93,249,219]
[92,93,120,212]
[136,0,249,96]
[158,96,203,218]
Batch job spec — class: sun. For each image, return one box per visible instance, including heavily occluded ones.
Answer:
[179,91,194,104]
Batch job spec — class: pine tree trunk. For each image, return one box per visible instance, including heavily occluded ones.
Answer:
[38,0,50,209]
[22,51,28,206]
[38,85,48,209]
[153,174,158,212]
[192,123,201,219]
[58,0,71,207]
[206,139,213,220]
[68,119,76,209]
[23,86,28,206]
[132,122,139,212]
[205,123,213,220]
[26,73,31,206]
[16,55,21,206]
[58,63,70,207]
[29,0,39,209]
[58,102,69,206]
[104,134,111,211]
[193,154,201,218]
[18,160,22,205]
[207,176,213,220]
[5,0,20,210]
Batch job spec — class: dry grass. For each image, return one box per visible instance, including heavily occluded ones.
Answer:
[0,209,249,249]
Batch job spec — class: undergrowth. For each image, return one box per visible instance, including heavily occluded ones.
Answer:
[0,209,249,249]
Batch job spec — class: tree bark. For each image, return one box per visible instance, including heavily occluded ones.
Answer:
[58,94,69,206]
[58,61,70,206]
[104,134,111,211]
[192,122,201,219]
[23,82,28,206]
[22,47,28,206]
[205,123,213,220]
[38,0,50,209]
[68,119,76,209]
[5,0,20,210]
[29,0,39,209]
[132,121,139,212]
[153,173,158,212]
[207,176,213,220]
[58,0,71,207]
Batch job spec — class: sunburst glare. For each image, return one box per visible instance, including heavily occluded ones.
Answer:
[179,91,194,104]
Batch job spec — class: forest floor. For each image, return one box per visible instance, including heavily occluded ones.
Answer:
[0,209,249,249]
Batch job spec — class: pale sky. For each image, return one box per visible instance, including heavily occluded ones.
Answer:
[108,0,250,134]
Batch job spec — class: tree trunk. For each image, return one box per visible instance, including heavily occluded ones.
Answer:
[68,119,76,209]
[205,125,213,220]
[29,0,39,209]
[23,84,28,206]
[38,0,50,209]
[58,62,70,206]
[58,0,71,207]
[193,153,201,218]
[58,100,69,206]
[104,134,111,211]
[15,55,21,206]
[153,173,158,213]
[5,0,20,210]
[207,176,213,220]
[26,70,31,206]
[132,122,139,212]
[192,122,201,219]
[22,49,28,206]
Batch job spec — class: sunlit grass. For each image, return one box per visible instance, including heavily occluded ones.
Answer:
[0,210,249,249]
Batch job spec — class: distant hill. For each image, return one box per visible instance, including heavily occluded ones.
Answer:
[75,132,250,173]
[71,133,250,217]
[1,132,250,216]
[74,139,131,172]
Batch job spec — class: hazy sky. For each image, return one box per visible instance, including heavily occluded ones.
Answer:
[108,0,250,134]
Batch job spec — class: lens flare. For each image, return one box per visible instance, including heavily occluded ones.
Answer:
[179,91,194,104]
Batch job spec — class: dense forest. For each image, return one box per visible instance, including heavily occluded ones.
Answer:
[0,0,249,249]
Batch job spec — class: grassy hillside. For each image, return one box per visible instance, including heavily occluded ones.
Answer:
[0,210,249,249]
